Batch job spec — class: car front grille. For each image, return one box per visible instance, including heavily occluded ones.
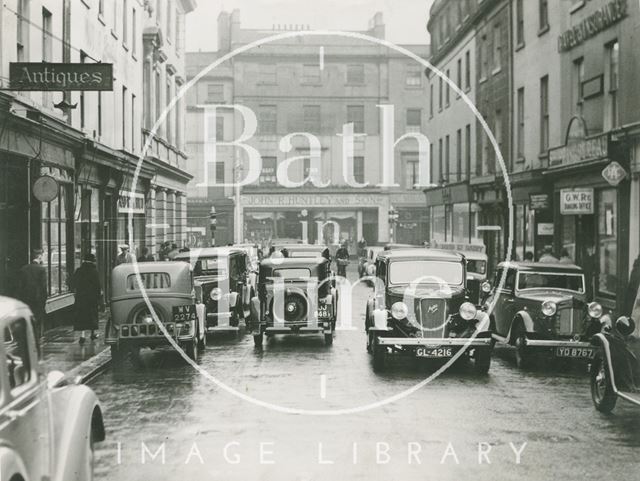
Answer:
[418,298,447,338]
[555,307,576,335]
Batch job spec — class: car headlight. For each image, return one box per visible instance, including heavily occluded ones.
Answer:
[459,302,477,321]
[587,302,603,319]
[481,281,491,293]
[209,287,223,301]
[391,302,408,320]
[541,300,557,317]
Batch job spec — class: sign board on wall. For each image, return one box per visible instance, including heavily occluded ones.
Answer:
[118,192,145,214]
[537,223,555,236]
[529,194,550,210]
[9,63,113,91]
[560,188,594,215]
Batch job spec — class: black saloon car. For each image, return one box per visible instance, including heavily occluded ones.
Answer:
[485,262,606,368]
[249,257,337,347]
[590,315,640,413]
[364,249,493,373]
[174,247,255,334]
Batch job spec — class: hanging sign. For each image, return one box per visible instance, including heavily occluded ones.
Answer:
[32,175,59,202]
[601,161,627,186]
[9,62,113,91]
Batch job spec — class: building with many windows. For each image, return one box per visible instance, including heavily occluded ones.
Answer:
[185,10,430,251]
[0,0,195,321]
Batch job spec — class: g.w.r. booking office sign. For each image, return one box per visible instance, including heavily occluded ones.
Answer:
[9,63,113,91]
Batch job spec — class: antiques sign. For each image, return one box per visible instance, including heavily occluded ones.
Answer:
[558,0,627,52]
[560,188,594,215]
[9,63,113,91]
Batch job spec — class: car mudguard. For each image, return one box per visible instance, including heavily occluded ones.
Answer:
[0,448,28,481]
[227,291,239,308]
[250,297,261,329]
[508,310,534,343]
[50,384,104,481]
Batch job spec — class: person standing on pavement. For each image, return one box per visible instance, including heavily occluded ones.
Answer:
[71,253,103,344]
[335,242,350,278]
[16,249,48,340]
[139,247,155,262]
[539,246,559,263]
[115,244,135,265]
[558,248,573,264]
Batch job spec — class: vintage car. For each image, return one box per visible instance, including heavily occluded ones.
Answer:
[105,262,206,363]
[590,315,640,413]
[365,249,493,373]
[273,243,327,259]
[174,247,254,334]
[485,262,606,368]
[464,251,489,305]
[250,257,337,347]
[0,296,105,481]
[358,246,384,279]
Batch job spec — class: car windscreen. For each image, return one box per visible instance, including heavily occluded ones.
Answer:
[517,272,585,293]
[467,260,487,275]
[389,260,463,285]
[194,258,227,276]
[289,251,322,258]
[273,268,312,279]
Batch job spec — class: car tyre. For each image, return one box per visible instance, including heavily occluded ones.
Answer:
[591,354,617,413]
[110,345,124,366]
[324,332,333,346]
[197,326,207,351]
[253,332,264,348]
[184,340,198,362]
[474,347,492,375]
[372,335,386,372]
[514,327,532,370]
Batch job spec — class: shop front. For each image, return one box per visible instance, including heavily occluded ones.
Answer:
[240,191,390,253]
[547,129,630,310]
[425,182,481,246]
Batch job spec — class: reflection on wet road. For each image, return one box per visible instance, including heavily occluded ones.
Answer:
[90,278,640,481]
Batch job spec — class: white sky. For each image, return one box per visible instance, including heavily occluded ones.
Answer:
[186,0,434,52]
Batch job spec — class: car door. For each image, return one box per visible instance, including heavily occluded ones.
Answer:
[0,315,51,481]
[492,268,517,336]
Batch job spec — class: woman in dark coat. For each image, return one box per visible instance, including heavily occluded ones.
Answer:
[71,253,102,344]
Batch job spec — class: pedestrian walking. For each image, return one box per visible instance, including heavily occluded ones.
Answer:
[167,243,180,260]
[16,249,48,340]
[115,244,135,265]
[139,247,155,262]
[559,248,573,264]
[524,251,534,262]
[336,242,350,277]
[71,253,103,344]
[539,246,558,263]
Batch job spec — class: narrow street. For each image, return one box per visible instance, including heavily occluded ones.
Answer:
[90,270,640,481]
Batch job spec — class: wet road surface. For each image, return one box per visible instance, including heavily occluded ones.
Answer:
[89,270,640,481]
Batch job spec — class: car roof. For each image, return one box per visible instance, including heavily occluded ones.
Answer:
[275,244,325,251]
[0,296,30,319]
[378,248,464,262]
[497,261,584,273]
[260,257,327,268]
[173,247,243,260]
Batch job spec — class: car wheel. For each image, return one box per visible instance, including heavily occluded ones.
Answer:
[110,345,124,367]
[372,336,386,372]
[324,332,334,346]
[184,340,198,362]
[197,326,207,351]
[366,329,374,354]
[85,423,95,481]
[129,346,143,368]
[514,327,532,370]
[253,332,264,348]
[474,347,492,375]
[591,354,617,413]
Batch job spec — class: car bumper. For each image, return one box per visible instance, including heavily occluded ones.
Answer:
[525,339,591,348]
[106,322,194,345]
[525,338,597,359]
[377,337,493,347]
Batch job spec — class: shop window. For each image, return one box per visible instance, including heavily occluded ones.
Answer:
[597,189,617,297]
[431,205,446,243]
[452,203,470,243]
[41,168,72,297]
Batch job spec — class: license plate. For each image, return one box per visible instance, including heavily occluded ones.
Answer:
[172,305,197,323]
[416,347,453,358]
[555,346,595,359]
[317,304,331,319]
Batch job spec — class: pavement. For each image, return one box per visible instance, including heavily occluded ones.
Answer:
[41,311,112,384]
